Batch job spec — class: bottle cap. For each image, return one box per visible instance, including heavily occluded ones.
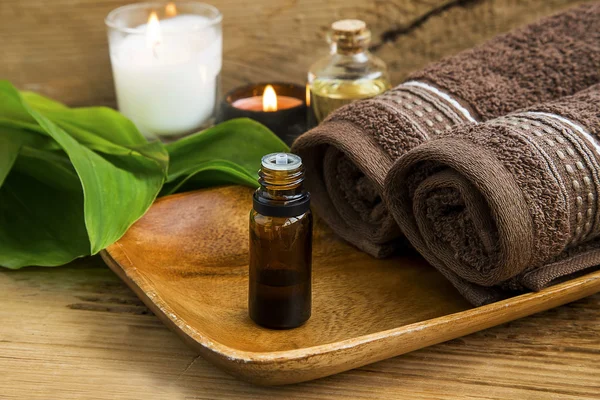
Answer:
[261,153,302,171]
[275,153,288,165]
[253,192,311,218]
[255,152,310,217]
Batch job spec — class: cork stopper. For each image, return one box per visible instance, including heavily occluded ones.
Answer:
[332,19,366,34]
[330,19,371,53]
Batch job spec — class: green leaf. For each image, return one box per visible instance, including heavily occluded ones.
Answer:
[164,118,288,194]
[0,82,40,127]
[0,82,289,269]
[20,90,169,171]
[0,131,24,187]
[0,82,168,268]
[0,126,60,186]
[161,159,260,195]
[0,154,89,268]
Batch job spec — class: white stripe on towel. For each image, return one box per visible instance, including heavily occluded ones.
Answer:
[526,111,600,156]
[403,81,477,123]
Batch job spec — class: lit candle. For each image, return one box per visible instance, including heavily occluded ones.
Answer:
[217,83,307,146]
[231,85,304,112]
[106,3,222,139]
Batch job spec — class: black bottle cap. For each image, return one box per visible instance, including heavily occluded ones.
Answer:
[253,192,311,218]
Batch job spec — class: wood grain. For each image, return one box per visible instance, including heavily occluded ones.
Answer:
[1,0,599,396]
[0,0,592,106]
[1,258,599,399]
[100,186,600,385]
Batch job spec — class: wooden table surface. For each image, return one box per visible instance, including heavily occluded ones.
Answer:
[1,257,599,399]
[2,0,599,398]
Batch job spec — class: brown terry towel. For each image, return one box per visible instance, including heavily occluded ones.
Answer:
[292,3,600,257]
[384,85,600,305]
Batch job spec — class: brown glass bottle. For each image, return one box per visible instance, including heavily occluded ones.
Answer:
[249,153,312,329]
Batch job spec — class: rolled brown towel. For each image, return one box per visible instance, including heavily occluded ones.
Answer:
[292,3,600,257]
[385,84,600,305]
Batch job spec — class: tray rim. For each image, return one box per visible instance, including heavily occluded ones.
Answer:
[101,245,600,364]
[99,187,600,384]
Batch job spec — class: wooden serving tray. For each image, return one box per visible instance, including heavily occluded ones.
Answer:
[101,186,600,385]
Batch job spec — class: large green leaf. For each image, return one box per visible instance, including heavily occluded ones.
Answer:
[20,91,168,165]
[0,130,23,187]
[0,152,89,268]
[162,118,288,195]
[0,82,290,269]
[0,82,168,268]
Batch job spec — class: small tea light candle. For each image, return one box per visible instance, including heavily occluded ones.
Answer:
[217,83,307,145]
[106,2,222,140]
[232,85,303,111]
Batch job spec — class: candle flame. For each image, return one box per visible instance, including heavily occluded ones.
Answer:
[146,11,162,50]
[306,85,311,107]
[263,85,278,112]
[165,2,177,17]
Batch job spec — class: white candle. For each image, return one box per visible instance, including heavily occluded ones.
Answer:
[109,12,222,139]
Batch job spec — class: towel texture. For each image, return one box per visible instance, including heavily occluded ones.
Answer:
[292,3,600,257]
[385,85,600,305]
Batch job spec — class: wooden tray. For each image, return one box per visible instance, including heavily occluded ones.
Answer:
[101,186,600,386]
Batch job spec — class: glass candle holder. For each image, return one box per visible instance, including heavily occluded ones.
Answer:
[106,2,222,140]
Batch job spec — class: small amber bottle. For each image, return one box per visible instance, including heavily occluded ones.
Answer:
[249,153,312,329]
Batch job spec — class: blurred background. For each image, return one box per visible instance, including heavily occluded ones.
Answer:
[0,0,592,107]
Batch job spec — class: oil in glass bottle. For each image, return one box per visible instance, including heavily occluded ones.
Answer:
[307,19,391,125]
[249,153,312,329]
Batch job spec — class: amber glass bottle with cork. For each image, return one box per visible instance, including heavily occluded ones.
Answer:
[308,19,391,124]
[249,153,312,329]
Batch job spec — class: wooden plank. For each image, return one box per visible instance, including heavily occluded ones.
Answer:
[1,0,598,397]
[0,258,598,399]
[0,0,592,106]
